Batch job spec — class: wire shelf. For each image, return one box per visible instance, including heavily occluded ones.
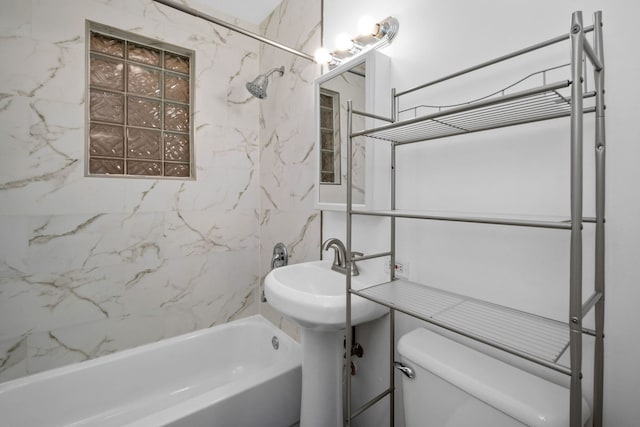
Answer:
[352,80,594,145]
[353,279,571,373]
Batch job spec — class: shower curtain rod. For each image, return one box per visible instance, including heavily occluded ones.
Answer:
[152,0,315,62]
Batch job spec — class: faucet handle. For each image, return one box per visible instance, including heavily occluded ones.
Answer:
[349,252,363,276]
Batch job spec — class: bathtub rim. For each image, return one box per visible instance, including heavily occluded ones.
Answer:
[0,314,300,392]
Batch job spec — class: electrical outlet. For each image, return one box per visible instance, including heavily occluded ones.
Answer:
[385,260,410,279]
[395,261,409,279]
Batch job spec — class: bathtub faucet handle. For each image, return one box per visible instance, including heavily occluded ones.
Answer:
[350,252,363,276]
[271,242,288,270]
[264,243,288,303]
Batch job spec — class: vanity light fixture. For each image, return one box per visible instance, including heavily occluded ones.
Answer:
[357,16,378,37]
[315,16,399,67]
[335,33,364,53]
[314,47,340,66]
[359,15,399,42]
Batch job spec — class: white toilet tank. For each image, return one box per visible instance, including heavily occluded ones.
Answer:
[397,328,591,427]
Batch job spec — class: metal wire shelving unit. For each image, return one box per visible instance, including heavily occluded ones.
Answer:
[344,11,605,427]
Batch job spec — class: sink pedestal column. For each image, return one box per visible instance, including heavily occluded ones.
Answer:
[299,328,343,427]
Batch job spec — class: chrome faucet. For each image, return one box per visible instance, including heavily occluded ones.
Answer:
[264,243,288,302]
[271,252,282,269]
[322,238,360,276]
[271,242,288,270]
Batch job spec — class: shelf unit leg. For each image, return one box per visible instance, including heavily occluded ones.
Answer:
[388,110,397,427]
[345,100,354,427]
[592,10,606,427]
[389,310,395,427]
[388,88,397,427]
[593,302,605,427]
[569,11,585,427]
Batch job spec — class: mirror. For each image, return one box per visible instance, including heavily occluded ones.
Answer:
[315,50,390,210]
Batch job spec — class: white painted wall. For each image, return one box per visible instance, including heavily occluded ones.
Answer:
[323,1,640,426]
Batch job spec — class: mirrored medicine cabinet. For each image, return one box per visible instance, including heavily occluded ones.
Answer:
[314,50,390,211]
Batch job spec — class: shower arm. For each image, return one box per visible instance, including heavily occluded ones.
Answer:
[265,66,285,78]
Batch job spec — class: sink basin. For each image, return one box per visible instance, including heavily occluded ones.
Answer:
[264,260,388,331]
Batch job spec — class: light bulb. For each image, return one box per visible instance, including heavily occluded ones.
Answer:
[335,33,354,51]
[314,47,332,64]
[358,16,378,36]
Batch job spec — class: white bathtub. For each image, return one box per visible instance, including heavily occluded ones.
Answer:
[0,315,302,427]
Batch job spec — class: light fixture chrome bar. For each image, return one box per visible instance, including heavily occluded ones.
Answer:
[323,16,399,68]
[152,0,315,62]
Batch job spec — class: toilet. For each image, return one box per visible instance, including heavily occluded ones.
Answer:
[397,328,591,426]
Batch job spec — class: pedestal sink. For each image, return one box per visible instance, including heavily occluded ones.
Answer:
[264,260,387,427]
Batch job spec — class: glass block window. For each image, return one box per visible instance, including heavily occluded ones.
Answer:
[87,24,194,178]
[319,88,341,184]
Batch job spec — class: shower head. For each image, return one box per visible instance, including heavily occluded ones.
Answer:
[246,66,285,99]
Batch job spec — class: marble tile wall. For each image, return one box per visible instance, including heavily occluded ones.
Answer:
[257,0,322,338]
[0,0,263,382]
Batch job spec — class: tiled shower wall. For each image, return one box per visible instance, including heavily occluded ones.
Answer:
[0,0,262,382]
[257,0,322,337]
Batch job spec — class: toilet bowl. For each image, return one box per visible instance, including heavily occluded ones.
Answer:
[397,328,591,426]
